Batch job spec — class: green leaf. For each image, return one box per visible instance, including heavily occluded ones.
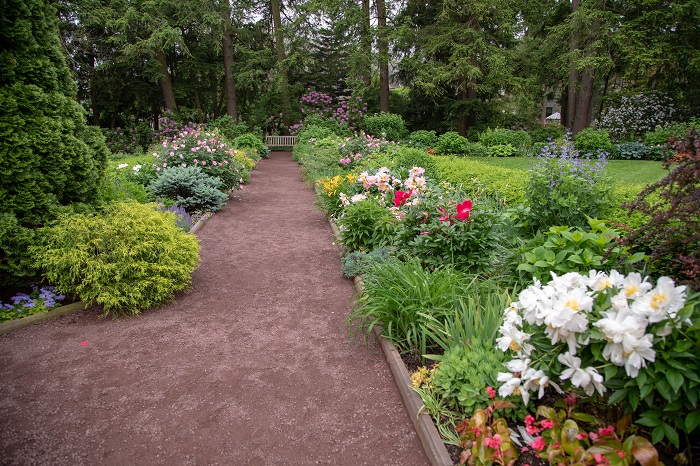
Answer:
[608,389,628,404]
[666,370,684,393]
[660,422,680,447]
[534,260,551,267]
[656,380,674,401]
[685,411,700,432]
[635,414,662,427]
[651,425,664,444]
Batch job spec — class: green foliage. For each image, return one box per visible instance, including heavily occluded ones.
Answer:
[478,128,532,150]
[609,291,700,450]
[340,247,391,278]
[574,128,613,155]
[431,338,524,419]
[34,201,200,316]
[207,115,251,141]
[0,0,108,288]
[525,141,613,231]
[434,156,528,205]
[296,124,338,146]
[643,121,693,147]
[601,183,652,231]
[150,166,229,214]
[391,147,439,180]
[349,259,471,357]
[486,143,518,157]
[612,142,652,160]
[336,198,395,251]
[295,144,344,184]
[516,218,646,285]
[233,132,268,160]
[435,132,471,156]
[406,130,438,148]
[528,124,567,144]
[362,112,408,142]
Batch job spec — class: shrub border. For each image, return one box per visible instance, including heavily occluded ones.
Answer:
[329,221,453,466]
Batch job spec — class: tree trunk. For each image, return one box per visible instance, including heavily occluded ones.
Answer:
[565,0,580,129]
[572,68,594,134]
[456,83,477,136]
[361,0,372,89]
[376,0,389,112]
[222,27,239,119]
[210,70,221,118]
[156,50,176,113]
[271,0,292,133]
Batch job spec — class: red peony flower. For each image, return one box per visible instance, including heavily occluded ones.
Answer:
[456,199,473,221]
[393,190,412,207]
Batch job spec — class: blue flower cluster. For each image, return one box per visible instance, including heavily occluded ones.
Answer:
[0,285,65,319]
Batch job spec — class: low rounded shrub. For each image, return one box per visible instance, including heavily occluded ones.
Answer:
[363,113,408,142]
[486,144,518,157]
[406,130,438,148]
[478,128,532,150]
[392,147,439,180]
[207,115,250,141]
[34,201,200,316]
[574,128,613,155]
[150,166,229,213]
[233,132,269,160]
[336,198,395,251]
[296,124,337,145]
[435,131,471,156]
[528,124,567,144]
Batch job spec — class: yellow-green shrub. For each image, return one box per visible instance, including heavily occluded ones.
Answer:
[34,201,200,316]
[433,156,527,205]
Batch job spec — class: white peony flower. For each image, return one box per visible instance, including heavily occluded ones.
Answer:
[117,163,129,169]
[621,272,652,299]
[497,372,529,405]
[558,352,606,396]
[631,276,686,323]
[496,324,534,355]
[522,368,562,400]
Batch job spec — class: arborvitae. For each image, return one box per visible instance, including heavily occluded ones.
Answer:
[0,0,108,288]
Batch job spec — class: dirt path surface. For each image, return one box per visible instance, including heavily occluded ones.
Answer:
[0,152,430,466]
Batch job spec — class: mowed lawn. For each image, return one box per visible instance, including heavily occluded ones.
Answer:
[471,157,670,186]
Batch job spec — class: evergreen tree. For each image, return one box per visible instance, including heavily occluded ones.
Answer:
[0,0,108,288]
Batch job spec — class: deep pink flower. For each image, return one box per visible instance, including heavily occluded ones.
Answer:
[437,206,451,222]
[394,190,412,207]
[530,437,546,452]
[524,415,535,426]
[485,386,496,399]
[540,420,554,429]
[456,199,473,221]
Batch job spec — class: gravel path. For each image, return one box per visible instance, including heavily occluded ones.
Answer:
[0,152,429,465]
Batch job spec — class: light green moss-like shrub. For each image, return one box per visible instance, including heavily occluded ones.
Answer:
[433,156,528,204]
[34,201,200,316]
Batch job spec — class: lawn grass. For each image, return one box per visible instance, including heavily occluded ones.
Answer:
[469,157,670,186]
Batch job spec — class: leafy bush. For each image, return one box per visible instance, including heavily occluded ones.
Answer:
[207,115,250,141]
[435,131,471,156]
[340,247,391,278]
[598,92,681,142]
[233,132,269,159]
[315,173,355,218]
[574,128,613,155]
[34,201,200,316]
[434,156,528,205]
[643,121,694,147]
[406,130,438,148]
[465,142,488,157]
[296,144,344,183]
[362,113,408,142]
[478,128,532,150]
[486,144,518,157]
[0,213,38,287]
[525,138,612,231]
[528,124,567,144]
[152,127,247,191]
[336,198,396,251]
[623,127,700,290]
[150,166,229,214]
[431,338,523,419]
[516,218,646,284]
[295,124,338,146]
[391,147,439,180]
[613,141,652,160]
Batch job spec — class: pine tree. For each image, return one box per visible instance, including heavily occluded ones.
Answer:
[0,0,108,288]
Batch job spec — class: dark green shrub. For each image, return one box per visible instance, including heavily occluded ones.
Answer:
[613,141,652,160]
[150,166,229,214]
[643,121,692,147]
[574,128,613,155]
[34,201,200,316]
[478,128,532,150]
[296,124,337,145]
[528,124,567,144]
[0,0,108,287]
[299,114,350,138]
[435,132,471,155]
[406,130,438,148]
[465,142,488,157]
[362,113,408,142]
[336,199,396,251]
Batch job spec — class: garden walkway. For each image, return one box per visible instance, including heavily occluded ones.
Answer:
[0,152,429,465]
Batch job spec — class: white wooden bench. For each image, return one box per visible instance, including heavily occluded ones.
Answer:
[264,135,297,147]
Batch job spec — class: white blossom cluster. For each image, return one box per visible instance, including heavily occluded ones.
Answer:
[598,92,678,141]
[496,271,687,404]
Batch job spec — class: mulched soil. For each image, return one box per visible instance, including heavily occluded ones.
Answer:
[0,152,430,465]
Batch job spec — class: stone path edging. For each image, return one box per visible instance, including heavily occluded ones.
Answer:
[329,220,453,466]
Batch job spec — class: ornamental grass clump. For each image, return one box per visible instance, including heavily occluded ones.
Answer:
[34,201,200,317]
